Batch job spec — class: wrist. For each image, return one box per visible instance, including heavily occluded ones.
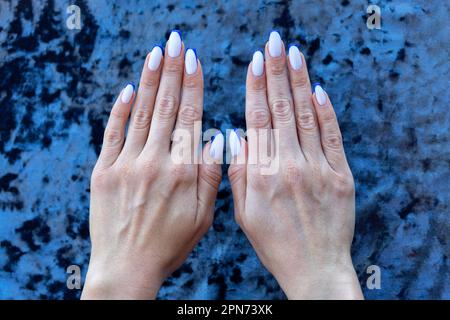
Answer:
[279,261,363,300]
[81,261,165,300]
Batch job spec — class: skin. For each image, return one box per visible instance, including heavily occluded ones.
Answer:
[81,40,222,299]
[82,33,363,300]
[228,37,363,299]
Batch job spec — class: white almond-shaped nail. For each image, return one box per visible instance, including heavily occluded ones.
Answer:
[121,83,134,103]
[252,51,264,76]
[210,132,224,160]
[288,46,303,70]
[168,31,182,58]
[314,84,327,106]
[185,49,197,75]
[229,130,241,157]
[148,46,163,71]
[268,31,282,57]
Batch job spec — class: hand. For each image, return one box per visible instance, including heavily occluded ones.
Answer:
[81,31,223,299]
[228,32,363,299]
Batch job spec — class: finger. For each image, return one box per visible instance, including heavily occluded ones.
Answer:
[245,51,272,166]
[122,46,163,157]
[265,31,301,156]
[171,49,203,164]
[144,30,184,155]
[196,137,223,225]
[228,137,247,225]
[287,45,324,162]
[312,84,350,173]
[98,83,135,168]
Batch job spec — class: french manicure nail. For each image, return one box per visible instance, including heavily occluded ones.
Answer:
[210,132,224,160]
[121,83,134,103]
[229,129,241,157]
[252,51,264,76]
[185,48,198,75]
[288,45,302,70]
[148,46,163,71]
[168,30,182,58]
[268,31,282,57]
[314,83,327,106]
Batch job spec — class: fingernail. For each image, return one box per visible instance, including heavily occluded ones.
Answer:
[210,132,224,160]
[148,45,163,71]
[251,51,264,76]
[168,30,182,58]
[121,82,134,103]
[185,48,198,75]
[313,83,327,106]
[288,45,302,70]
[268,31,282,57]
[229,129,241,157]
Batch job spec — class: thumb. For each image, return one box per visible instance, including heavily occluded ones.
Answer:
[197,134,224,227]
[228,136,247,225]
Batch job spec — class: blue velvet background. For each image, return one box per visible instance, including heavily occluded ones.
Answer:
[0,0,448,299]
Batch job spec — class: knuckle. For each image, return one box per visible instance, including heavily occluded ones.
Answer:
[110,108,127,121]
[139,161,159,180]
[165,61,184,74]
[90,168,111,190]
[248,80,266,91]
[248,167,272,189]
[141,75,159,88]
[324,132,343,151]
[333,173,355,197]
[132,107,152,130]
[103,128,123,146]
[321,110,336,124]
[178,105,200,126]
[172,164,195,183]
[281,159,302,185]
[268,60,286,76]
[156,95,178,120]
[183,75,202,89]
[290,73,310,88]
[296,109,317,131]
[271,99,293,123]
[247,108,271,128]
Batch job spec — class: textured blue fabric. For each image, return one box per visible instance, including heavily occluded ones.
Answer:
[0,0,448,299]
